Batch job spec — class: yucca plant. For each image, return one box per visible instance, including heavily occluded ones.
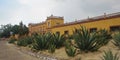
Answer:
[73,26,107,52]
[101,50,119,60]
[96,29,111,45]
[112,32,120,49]
[51,33,66,49]
[65,40,76,57]
[32,33,52,50]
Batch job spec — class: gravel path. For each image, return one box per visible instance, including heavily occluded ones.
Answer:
[0,40,40,60]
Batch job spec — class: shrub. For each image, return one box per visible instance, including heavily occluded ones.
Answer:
[101,50,119,60]
[51,33,66,49]
[97,29,111,45]
[8,38,17,44]
[73,26,108,52]
[17,36,33,46]
[65,40,76,57]
[48,44,56,53]
[32,33,52,50]
[113,32,120,49]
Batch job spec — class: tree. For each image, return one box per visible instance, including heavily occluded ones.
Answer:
[0,24,13,38]
[11,25,19,35]
[0,21,29,38]
[18,21,29,36]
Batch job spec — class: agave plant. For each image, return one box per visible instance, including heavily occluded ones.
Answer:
[96,29,111,45]
[112,32,120,49]
[101,50,119,60]
[32,33,52,50]
[51,33,66,49]
[65,40,76,57]
[73,26,108,52]
[48,44,56,53]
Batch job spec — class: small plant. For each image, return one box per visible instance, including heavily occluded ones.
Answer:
[65,40,76,57]
[17,36,33,46]
[48,44,56,53]
[113,32,120,49]
[101,50,119,60]
[8,38,17,44]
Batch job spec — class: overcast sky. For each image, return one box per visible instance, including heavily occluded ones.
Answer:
[0,0,120,26]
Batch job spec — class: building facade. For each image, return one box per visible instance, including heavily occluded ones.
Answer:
[29,12,120,35]
[28,15,64,35]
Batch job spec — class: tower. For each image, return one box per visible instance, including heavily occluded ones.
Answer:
[46,15,64,28]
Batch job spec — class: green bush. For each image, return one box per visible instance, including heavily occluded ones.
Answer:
[65,40,76,57]
[17,36,33,46]
[48,44,56,53]
[51,33,66,49]
[113,32,120,49]
[97,29,111,45]
[101,50,119,60]
[73,26,109,52]
[8,38,17,44]
[32,33,52,51]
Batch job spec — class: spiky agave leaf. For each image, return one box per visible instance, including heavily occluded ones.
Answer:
[32,33,53,51]
[48,44,56,53]
[65,40,76,57]
[101,50,119,60]
[52,33,66,49]
[113,32,120,49]
[97,29,111,45]
[73,26,108,52]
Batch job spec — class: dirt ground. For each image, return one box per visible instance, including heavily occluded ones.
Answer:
[0,40,41,60]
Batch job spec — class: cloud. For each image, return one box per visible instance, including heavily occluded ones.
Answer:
[0,0,120,25]
[80,0,120,15]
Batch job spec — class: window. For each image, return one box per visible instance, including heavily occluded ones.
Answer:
[56,31,60,35]
[64,30,69,34]
[56,23,60,25]
[90,28,97,33]
[75,29,78,33]
[110,26,120,32]
[48,30,51,33]
[48,22,50,27]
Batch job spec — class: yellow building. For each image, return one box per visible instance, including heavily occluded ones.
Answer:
[29,12,120,35]
[28,15,64,35]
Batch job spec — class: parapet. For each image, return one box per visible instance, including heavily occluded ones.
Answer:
[46,14,64,20]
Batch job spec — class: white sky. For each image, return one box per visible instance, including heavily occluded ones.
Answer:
[0,0,120,26]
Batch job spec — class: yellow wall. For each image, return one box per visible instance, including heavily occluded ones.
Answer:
[29,16,64,34]
[29,23,47,34]
[28,13,120,35]
[51,17,120,35]
[46,18,64,28]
